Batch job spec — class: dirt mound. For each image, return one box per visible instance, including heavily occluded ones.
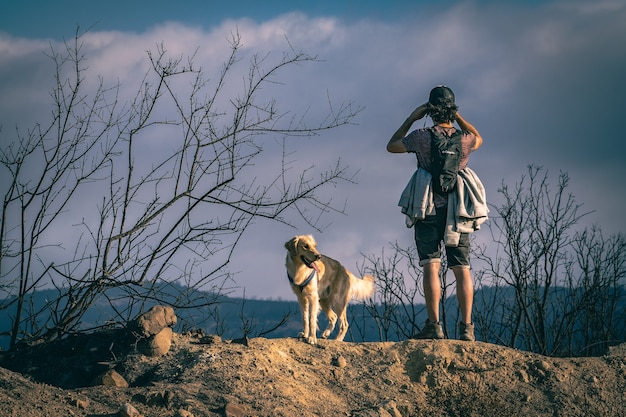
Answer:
[0,331,625,417]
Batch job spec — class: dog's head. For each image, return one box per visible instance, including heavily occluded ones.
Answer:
[284,235,321,268]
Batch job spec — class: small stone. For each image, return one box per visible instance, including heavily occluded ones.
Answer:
[139,327,173,357]
[131,305,177,338]
[517,369,530,383]
[333,355,347,368]
[100,369,128,388]
[67,396,90,410]
[119,402,143,417]
[75,398,90,410]
[537,360,551,372]
[380,400,402,417]
[224,401,248,417]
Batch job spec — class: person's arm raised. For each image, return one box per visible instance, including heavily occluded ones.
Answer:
[455,112,483,150]
[386,103,429,153]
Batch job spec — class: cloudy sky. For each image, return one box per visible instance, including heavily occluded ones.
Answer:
[2,0,625,301]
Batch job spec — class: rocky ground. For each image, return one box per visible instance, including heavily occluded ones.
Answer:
[0,310,624,417]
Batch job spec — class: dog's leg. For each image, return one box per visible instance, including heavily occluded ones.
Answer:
[332,296,350,341]
[319,298,337,339]
[299,296,310,341]
[307,296,319,345]
[335,310,349,341]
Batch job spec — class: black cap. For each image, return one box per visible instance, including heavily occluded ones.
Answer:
[428,85,455,107]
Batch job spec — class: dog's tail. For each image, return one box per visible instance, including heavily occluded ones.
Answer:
[349,273,376,301]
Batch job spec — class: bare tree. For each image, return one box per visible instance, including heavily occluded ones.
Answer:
[569,227,626,355]
[474,165,626,356]
[0,30,361,349]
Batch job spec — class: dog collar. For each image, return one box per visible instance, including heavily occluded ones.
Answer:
[287,269,316,291]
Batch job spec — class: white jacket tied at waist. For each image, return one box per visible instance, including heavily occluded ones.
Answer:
[398,167,489,247]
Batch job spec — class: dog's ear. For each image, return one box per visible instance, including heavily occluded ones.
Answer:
[284,236,299,257]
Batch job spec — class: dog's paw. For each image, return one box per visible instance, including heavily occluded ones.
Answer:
[297,332,317,344]
[321,330,331,339]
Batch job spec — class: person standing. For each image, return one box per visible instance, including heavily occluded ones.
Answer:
[386,85,485,341]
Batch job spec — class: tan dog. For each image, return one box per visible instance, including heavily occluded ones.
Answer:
[284,235,375,344]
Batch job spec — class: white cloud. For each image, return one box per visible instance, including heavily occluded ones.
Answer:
[1,1,626,300]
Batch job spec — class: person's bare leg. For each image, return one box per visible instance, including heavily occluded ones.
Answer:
[423,261,441,323]
[452,266,473,323]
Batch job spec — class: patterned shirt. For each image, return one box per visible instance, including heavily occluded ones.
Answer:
[402,126,477,207]
[402,126,477,171]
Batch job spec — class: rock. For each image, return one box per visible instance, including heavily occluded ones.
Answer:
[224,401,248,417]
[175,409,195,417]
[119,402,143,417]
[99,369,128,388]
[333,355,347,368]
[67,395,90,410]
[138,327,173,357]
[131,305,177,338]
[75,398,90,410]
[129,305,177,357]
[380,400,403,417]
[517,369,530,383]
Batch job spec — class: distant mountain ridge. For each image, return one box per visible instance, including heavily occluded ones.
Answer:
[2,283,624,356]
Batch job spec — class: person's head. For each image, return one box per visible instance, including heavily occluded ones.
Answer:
[426,85,458,123]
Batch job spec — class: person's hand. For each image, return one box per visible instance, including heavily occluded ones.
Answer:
[387,102,429,152]
[407,102,429,122]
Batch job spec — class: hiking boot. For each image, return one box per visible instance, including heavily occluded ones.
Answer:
[412,320,444,340]
[459,322,475,341]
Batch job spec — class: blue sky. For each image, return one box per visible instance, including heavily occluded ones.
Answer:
[1,0,625,301]
[2,0,441,38]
